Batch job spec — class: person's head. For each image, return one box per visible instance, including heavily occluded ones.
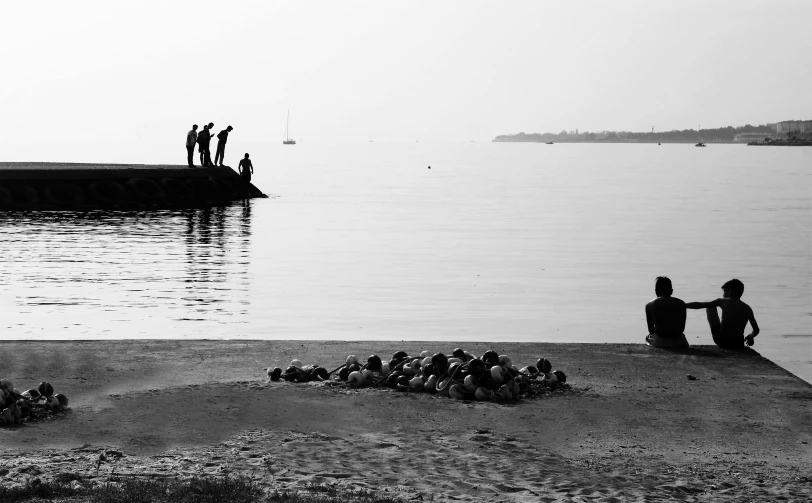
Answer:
[654,276,673,297]
[208,122,214,128]
[722,279,744,299]
[244,153,249,159]
[227,125,233,131]
[192,124,198,131]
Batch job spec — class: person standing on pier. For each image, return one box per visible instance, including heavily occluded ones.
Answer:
[238,153,253,183]
[214,125,233,166]
[186,124,198,167]
[197,123,215,167]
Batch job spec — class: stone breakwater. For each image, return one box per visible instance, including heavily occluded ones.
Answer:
[0,162,266,210]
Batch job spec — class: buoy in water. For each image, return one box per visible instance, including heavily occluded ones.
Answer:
[269,367,283,381]
[339,367,351,381]
[421,362,435,378]
[54,393,69,407]
[543,372,558,385]
[380,362,390,375]
[553,370,567,383]
[346,355,359,367]
[420,350,431,358]
[290,359,303,368]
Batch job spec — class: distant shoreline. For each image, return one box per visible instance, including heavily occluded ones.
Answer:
[491,139,811,145]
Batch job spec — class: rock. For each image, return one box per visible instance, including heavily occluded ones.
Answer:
[687,374,697,380]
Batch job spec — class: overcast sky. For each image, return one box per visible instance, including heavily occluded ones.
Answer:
[2,0,810,160]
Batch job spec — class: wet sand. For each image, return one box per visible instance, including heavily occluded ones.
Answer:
[1,341,810,501]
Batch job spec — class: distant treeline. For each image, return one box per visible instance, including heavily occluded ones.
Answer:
[493,124,775,143]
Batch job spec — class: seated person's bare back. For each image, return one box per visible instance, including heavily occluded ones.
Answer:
[686,279,759,349]
[645,277,689,348]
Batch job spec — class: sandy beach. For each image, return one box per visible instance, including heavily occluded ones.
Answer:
[1,341,810,502]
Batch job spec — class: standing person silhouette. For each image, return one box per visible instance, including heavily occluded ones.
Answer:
[214,126,233,166]
[197,122,215,167]
[238,153,253,183]
[186,124,198,167]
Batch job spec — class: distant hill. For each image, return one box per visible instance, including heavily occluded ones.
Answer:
[493,124,775,143]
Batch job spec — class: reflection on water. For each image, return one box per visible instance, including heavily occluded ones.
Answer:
[0,204,252,338]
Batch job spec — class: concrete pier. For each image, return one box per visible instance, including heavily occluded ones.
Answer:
[0,162,266,210]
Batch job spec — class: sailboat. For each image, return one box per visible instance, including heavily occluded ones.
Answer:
[283,110,296,145]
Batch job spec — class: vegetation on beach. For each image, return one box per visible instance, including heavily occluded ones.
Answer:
[0,477,405,503]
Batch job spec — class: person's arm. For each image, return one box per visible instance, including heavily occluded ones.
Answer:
[685,299,721,309]
[645,301,656,335]
[745,309,760,346]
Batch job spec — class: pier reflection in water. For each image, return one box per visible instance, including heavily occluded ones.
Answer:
[0,204,253,339]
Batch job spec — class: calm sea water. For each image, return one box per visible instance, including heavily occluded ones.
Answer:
[1,143,810,382]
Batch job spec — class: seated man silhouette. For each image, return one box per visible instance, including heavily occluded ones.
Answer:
[686,279,760,349]
[645,276,689,348]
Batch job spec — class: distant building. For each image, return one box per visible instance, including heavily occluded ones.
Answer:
[773,120,812,134]
[733,132,775,143]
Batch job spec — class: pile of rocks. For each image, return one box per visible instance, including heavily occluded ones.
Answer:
[266,348,567,402]
[0,379,69,426]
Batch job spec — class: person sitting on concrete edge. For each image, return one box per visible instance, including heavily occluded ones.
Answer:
[686,279,760,349]
[186,124,198,167]
[645,276,689,348]
[215,126,233,167]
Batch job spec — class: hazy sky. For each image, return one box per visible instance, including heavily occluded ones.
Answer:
[2,0,810,161]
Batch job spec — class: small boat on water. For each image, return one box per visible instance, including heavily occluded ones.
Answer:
[283,110,296,145]
[695,142,706,147]
[545,141,554,145]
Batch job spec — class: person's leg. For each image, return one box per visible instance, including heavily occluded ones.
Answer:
[187,146,194,167]
[706,307,729,348]
[215,145,224,166]
[199,147,205,166]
